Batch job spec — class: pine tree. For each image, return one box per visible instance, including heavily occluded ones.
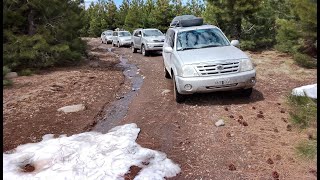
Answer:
[116,0,130,29]
[203,0,261,39]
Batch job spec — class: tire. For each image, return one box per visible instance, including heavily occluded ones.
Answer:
[131,43,137,53]
[242,88,253,97]
[173,74,185,103]
[164,62,171,79]
[141,45,148,56]
[112,41,115,47]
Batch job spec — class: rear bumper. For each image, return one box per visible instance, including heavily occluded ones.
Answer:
[175,70,256,94]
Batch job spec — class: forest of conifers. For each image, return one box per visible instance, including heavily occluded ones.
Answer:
[3,0,317,74]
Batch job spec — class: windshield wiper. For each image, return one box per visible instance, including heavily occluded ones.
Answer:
[178,47,199,51]
[200,44,221,48]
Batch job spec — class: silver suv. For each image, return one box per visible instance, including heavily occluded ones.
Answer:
[131,28,165,56]
[112,31,132,47]
[163,16,256,103]
[101,30,113,44]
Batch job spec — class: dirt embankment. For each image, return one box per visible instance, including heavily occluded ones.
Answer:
[3,38,124,151]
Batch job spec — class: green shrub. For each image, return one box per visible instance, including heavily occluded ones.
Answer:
[288,94,317,129]
[296,140,317,159]
[19,69,34,76]
[3,66,11,77]
[3,79,13,87]
[293,53,317,69]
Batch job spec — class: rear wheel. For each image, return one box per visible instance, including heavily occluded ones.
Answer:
[131,43,137,53]
[141,45,148,56]
[242,88,253,97]
[173,74,185,103]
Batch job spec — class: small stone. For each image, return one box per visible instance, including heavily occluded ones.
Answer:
[273,128,279,133]
[224,107,229,111]
[161,89,171,95]
[281,117,287,123]
[287,125,292,131]
[229,115,234,118]
[309,169,317,177]
[22,164,35,172]
[259,111,263,114]
[228,164,236,171]
[226,132,231,137]
[267,158,274,164]
[252,106,256,110]
[272,171,279,179]
[257,114,264,118]
[215,119,225,127]
[280,109,285,113]
[275,155,282,160]
[242,121,248,126]
[277,103,281,105]
[239,115,243,120]
[308,134,315,140]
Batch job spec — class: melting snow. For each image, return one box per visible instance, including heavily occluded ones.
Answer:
[292,84,317,99]
[3,123,181,180]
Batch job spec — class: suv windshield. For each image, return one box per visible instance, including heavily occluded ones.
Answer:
[106,32,112,36]
[119,32,131,37]
[176,28,230,51]
[143,30,163,37]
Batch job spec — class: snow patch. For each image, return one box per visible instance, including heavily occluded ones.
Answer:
[3,123,181,180]
[292,84,317,99]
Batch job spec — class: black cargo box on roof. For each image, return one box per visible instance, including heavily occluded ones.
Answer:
[170,15,203,27]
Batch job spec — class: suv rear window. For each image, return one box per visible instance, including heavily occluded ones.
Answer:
[176,28,230,51]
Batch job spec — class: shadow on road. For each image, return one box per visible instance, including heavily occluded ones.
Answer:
[183,88,264,106]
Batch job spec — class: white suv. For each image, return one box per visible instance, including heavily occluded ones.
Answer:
[163,15,256,103]
[131,28,165,56]
[112,31,132,47]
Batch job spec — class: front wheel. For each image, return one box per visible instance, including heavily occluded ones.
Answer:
[173,74,185,103]
[141,45,148,56]
[242,88,253,97]
[131,43,137,53]
[164,62,171,79]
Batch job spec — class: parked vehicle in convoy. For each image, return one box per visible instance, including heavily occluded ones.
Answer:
[131,28,165,56]
[101,30,113,44]
[163,15,256,103]
[112,31,132,47]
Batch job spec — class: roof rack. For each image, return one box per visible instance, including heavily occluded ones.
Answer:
[169,15,204,28]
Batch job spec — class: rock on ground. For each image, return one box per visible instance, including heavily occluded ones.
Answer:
[58,104,86,113]
[215,119,225,127]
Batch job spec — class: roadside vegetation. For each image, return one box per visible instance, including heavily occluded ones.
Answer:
[287,94,317,160]
[3,0,87,78]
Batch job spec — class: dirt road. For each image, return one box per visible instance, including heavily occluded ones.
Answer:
[4,38,316,179]
[97,41,317,179]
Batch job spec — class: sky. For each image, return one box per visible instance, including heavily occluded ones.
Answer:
[84,0,123,8]
[3,123,181,180]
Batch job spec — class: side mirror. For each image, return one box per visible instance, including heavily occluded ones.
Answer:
[230,40,240,47]
[164,47,173,53]
[137,34,141,37]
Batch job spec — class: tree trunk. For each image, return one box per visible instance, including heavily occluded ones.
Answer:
[28,9,36,35]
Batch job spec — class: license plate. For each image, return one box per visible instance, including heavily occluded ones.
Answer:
[214,79,231,85]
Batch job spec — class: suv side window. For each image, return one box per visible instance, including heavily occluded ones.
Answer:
[134,30,139,37]
[166,29,175,48]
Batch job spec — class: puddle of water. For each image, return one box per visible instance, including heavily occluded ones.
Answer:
[92,53,143,134]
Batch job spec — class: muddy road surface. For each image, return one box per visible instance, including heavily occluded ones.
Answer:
[94,39,317,179]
